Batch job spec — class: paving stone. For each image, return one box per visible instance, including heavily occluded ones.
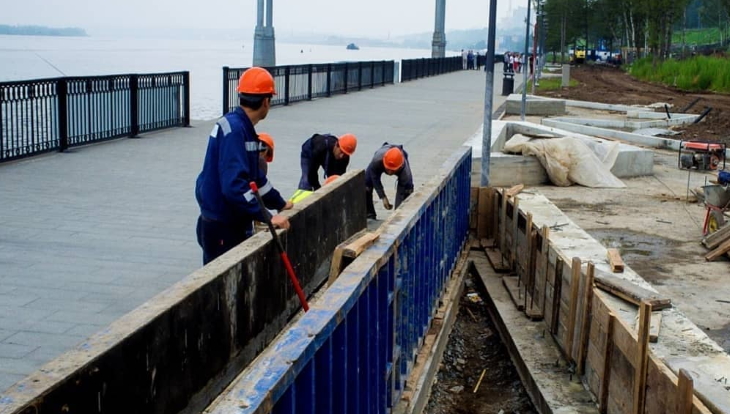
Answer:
[0,343,36,359]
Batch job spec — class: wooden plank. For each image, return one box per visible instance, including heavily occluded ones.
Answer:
[342,231,380,258]
[705,236,730,261]
[599,312,615,414]
[492,189,499,247]
[678,369,694,414]
[328,247,345,286]
[328,229,368,285]
[612,316,639,366]
[477,187,491,239]
[486,248,511,273]
[633,311,663,343]
[539,225,550,316]
[502,275,525,311]
[577,262,596,376]
[523,212,533,311]
[550,256,564,335]
[565,257,582,362]
[505,183,524,198]
[607,248,625,273]
[645,356,712,414]
[510,197,520,268]
[632,301,652,414]
[594,270,672,310]
[702,222,730,249]
[499,189,508,253]
[469,187,479,231]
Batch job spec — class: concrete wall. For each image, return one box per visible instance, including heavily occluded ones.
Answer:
[0,171,367,414]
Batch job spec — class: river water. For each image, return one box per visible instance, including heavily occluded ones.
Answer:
[0,35,451,120]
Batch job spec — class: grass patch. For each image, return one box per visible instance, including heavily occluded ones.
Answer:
[528,76,578,91]
[630,56,730,93]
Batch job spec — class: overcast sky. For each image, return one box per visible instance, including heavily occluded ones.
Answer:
[2,0,521,37]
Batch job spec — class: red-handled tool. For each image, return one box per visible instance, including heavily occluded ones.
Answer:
[249,182,309,312]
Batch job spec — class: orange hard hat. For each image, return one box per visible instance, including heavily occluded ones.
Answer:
[338,133,357,156]
[383,147,404,171]
[258,132,275,162]
[324,175,340,185]
[237,67,276,95]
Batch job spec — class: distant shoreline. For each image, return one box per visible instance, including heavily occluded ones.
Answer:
[0,25,88,37]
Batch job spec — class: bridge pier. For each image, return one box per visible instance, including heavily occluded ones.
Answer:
[431,0,446,58]
[253,0,276,67]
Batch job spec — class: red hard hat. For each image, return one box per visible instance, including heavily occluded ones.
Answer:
[258,133,275,162]
[237,67,276,95]
[383,147,404,171]
[338,133,357,156]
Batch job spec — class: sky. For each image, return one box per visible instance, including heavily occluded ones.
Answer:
[0,0,521,38]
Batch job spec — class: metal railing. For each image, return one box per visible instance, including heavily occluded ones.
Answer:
[222,61,395,115]
[206,146,472,414]
[0,71,190,163]
[401,56,463,82]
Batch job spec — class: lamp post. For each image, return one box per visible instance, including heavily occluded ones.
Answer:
[520,0,532,121]
[481,0,498,186]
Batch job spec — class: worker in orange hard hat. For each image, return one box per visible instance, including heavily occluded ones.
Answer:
[257,132,275,174]
[297,133,358,191]
[195,67,290,265]
[365,143,414,220]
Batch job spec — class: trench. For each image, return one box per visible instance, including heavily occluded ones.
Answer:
[425,272,536,414]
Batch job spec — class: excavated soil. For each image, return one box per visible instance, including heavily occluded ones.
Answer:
[425,274,535,414]
[538,65,730,145]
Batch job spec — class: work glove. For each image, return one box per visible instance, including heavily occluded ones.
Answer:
[382,197,393,210]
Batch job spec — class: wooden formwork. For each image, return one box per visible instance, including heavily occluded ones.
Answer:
[471,186,714,414]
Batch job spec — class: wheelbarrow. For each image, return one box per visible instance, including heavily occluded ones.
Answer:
[701,184,730,235]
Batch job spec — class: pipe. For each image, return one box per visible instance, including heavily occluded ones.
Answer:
[693,107,712,124]
[482,0,498,186]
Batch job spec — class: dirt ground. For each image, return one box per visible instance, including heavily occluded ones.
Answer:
[539,65,730,145]
[425,274,535,414]
[503,66,730,352]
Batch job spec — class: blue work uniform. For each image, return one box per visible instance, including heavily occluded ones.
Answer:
[195,107,286,264]
[297,134,350,191]
[365,142,414,219]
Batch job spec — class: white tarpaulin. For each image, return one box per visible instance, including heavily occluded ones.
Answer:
[503,134,625,188]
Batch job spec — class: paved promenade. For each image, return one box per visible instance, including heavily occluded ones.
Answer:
[0,66,520,392]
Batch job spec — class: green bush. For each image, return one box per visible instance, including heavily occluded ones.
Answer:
[629,56,730,93]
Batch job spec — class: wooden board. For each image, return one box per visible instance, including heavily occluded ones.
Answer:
[477,187,491,239]
[328,229,369,285]
[342,231,380,258]
[486,248,511,273]
[701,223,730,250]
[633,301,651,414]
[502,275,525,311]
[634,311,663,343]
[594,270,672,310]
[705,236,730,261]
[505,183,524,198]
[607,248,625,273]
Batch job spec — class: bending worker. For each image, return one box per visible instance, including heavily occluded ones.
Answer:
[297,133,357,191]
[365,143,414,220]
[195,67,291,265]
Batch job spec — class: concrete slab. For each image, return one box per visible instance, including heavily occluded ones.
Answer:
[505,94,567,116]
[465,120,654,187]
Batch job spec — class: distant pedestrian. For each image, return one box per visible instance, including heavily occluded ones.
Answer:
[365,143,414,220]
[462,49,468,70]
[297,133,358,191]
[195,67,291,265]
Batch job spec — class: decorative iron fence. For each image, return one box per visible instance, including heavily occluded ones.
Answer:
[205,146,472,414]
[401,56,463,82]
[222,61,395,115]
[0,71,189,163]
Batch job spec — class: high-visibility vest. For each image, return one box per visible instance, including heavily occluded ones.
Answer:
[289,189,313,203]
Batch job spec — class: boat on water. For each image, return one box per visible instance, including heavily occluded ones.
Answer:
[346,43,359,50]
